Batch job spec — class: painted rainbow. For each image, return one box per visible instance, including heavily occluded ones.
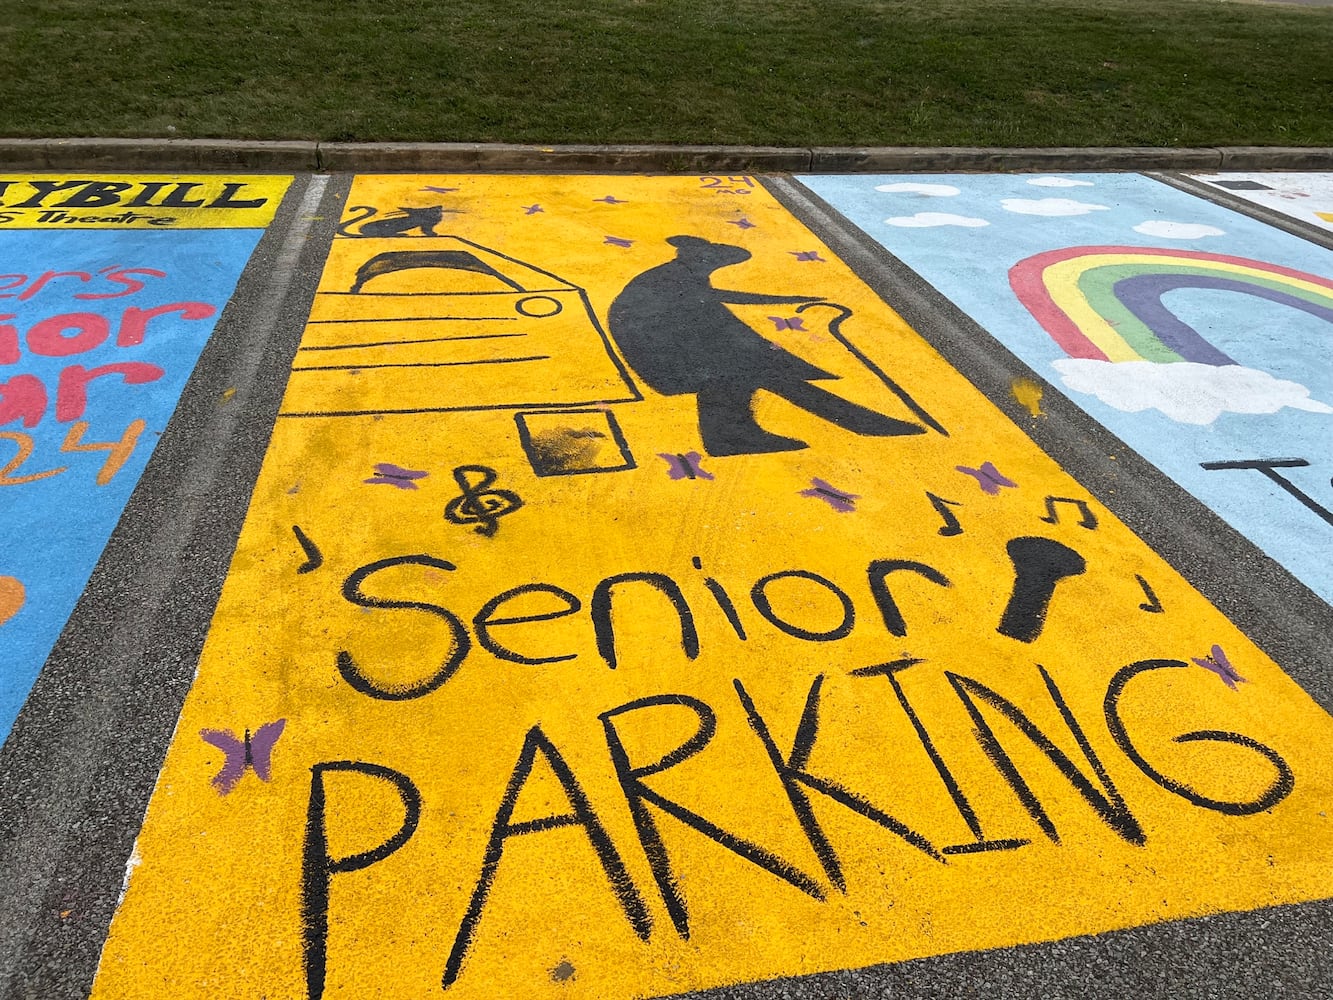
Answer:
[1009,246,1333,365]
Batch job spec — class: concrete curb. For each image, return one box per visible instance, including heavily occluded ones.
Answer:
[1,138,1332,173]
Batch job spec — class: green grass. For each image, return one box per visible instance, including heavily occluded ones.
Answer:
[1,0,1331,146]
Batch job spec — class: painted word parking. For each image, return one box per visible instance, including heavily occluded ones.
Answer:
[93,176,1333,1000]
[0,174,288,742]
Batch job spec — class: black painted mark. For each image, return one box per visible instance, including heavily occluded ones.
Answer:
[956,461,1017,495]
[1192,643,1246,690]
[996,537,1086,643]
[337,205,457,239]
[940,839,1030,856]
[1200,457,1333,527]
[351,248,525,293]
[750,570,856,642]
[515,408,635,477]
[473,583,582,666]
[1039,496,1098,530]
[443,465,523,537]
[599,695,825,940]
[591,573,699,669]
[852,658,1031,855]
[1134,574,1163,613]
[865,560,951,637]
[337,555,471,700]
[925,492,964,536]
[693,556,748,640]
[292,525,323,574]
[303,761,422,1000]
[947,667,1146,846]
[796,302,947,436]
[443,727,651,989]
[293,355,550,374]
[735,675,941,893]
[1104,659,1294,815]
[606,236,928,457]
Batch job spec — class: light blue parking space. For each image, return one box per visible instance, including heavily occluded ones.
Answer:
[800,173,1333,603]
[0,175,289,742]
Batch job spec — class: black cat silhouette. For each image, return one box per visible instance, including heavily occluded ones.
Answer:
[337,205,449,238]
[607,235,924,456]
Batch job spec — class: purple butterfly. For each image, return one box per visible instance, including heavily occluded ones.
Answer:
[364,463,429,490]
[768,316,807,332]
[956,461,1018,495]
[658,452,714,481]
[200,719,287,795]
[800,478,859,513]
[1192,645,1246,690]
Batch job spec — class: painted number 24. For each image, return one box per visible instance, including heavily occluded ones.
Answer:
[700,176,755,195]
[0,420,146,487]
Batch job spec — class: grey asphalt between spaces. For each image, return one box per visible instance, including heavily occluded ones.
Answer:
[1,155,1332,1000]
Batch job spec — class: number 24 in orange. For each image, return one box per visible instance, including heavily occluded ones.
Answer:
[0,420,146,487]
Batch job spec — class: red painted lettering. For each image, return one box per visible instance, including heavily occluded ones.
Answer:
[0,315,18,365]
[116,301,216,347]
[27,312,111,357]
[18,271,93,301]
[56,362,165,422]
[0,375,48,428]
[75,267,167,300]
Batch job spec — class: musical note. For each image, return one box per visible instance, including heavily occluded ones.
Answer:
[925,492,964,536]
[996,537,1086,643]
[1134,574,1163,613]
[292,525,323,574]
[444,465,523,537]
[1039,495,1098,529]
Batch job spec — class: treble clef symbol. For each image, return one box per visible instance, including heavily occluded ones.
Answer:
[443,465,523,537]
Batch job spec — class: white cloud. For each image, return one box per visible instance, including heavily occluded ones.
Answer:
[885,212,989,228]
[1001,197,1111,217]
[1132,220,1226,239]
[874,182,961,197]
[1052,359,1333,425]
[1026,177,1096,188]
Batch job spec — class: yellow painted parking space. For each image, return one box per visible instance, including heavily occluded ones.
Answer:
[93,176,1333,999]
